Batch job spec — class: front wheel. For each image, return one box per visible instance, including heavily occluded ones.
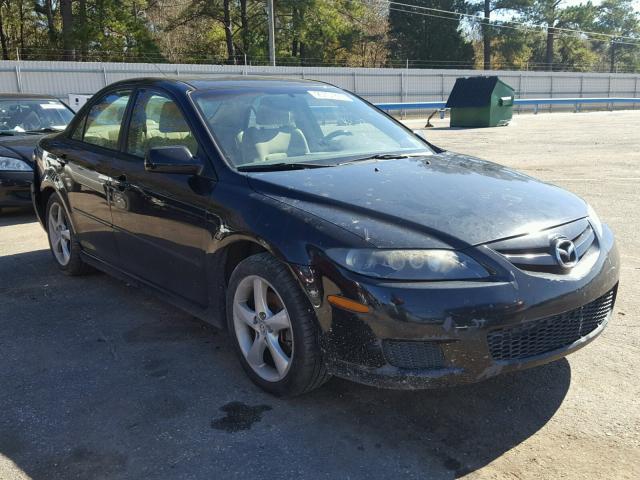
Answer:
[226,253,330,396]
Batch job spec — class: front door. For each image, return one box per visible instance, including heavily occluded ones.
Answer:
[109,89,213,306]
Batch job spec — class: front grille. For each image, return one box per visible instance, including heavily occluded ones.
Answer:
[490,218,597,273]
[382,340,445,370]
[487,288,616,361]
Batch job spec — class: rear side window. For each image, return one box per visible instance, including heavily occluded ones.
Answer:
[74,91,131,150]
[126,91,197,158]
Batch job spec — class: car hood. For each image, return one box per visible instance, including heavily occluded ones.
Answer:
[0,134,44,164]
[247,152,588,249]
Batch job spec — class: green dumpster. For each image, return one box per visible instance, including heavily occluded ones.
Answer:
[445,76,515,128]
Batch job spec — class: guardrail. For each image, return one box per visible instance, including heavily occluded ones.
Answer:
[376,97,640,115]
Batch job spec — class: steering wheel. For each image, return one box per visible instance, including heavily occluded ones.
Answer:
[323,129,353,142]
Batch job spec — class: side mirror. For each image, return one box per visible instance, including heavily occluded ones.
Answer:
[144,146,202,175]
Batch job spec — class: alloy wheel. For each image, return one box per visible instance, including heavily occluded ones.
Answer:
[233,275,294,382]
[48,202,71,266]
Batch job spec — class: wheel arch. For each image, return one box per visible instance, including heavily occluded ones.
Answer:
[40,185,77,235]
[206,235,321,330]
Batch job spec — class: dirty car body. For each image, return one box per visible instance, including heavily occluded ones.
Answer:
[32,77,619,391]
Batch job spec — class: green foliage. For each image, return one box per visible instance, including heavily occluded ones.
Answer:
[388,0,475,67]
[0,0,636,71]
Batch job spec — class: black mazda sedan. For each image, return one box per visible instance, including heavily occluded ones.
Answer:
[0,94,74,211]
[32,77,619,396]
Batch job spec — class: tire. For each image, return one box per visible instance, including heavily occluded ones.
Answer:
[226,253,330,397]
[45,193,92,276]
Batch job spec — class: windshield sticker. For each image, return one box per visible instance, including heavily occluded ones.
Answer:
[307,90,353,102]
[40,103,66,110]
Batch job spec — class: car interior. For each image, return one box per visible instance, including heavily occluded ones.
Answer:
[200,92,410,167]
[127,98,198,157]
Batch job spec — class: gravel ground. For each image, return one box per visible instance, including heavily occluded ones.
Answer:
[0,110,638,479]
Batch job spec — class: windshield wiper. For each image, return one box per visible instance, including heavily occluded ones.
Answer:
[25,127,64,134]
[339,153,410,164]
[238,162,332,172]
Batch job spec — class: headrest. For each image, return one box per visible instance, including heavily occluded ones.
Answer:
[255,97,292,127]
[159,102,190,133]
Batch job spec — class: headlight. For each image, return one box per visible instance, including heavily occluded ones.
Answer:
[326,249,489,280]
[0,156,32,171]
[587,203,603,238]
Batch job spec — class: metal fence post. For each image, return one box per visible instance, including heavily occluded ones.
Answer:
[549,74,553,113]
[15,63,22,93]
[102,64,108,86]
[400,70,405,119]
[353,70,357,93]
[517,73,523,114]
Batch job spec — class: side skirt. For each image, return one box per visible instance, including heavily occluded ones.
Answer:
[80,251,225,329]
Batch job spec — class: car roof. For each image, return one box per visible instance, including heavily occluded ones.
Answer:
[103,76,332,93]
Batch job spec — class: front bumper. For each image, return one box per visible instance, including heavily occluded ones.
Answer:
[309,225,620,389]
[0,171,33,208]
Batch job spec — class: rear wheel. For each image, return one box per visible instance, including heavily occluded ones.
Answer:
[227,253,330,396]
[46,193,91,275]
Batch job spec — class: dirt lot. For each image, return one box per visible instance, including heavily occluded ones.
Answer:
[1,110,638,479]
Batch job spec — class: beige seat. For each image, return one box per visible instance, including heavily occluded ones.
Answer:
[241,98,309,163]
[146,102,198,155]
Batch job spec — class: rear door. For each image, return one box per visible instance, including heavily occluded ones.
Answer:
[108,89,213,306]
[58,89,132,265]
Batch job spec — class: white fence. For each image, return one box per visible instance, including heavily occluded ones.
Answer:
[1,60,639,109]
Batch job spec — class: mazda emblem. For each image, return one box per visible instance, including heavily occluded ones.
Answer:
[552,236,578,268]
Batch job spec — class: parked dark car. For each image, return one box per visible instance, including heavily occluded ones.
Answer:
[0,94,74,211]
[32,77,619,396]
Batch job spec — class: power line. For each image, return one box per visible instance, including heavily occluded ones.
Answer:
[345,0,640,48]
[386,0,640,45]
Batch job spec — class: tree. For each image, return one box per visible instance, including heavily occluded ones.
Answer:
[595,0,640,72]
[389,0,475,68]
[61,0,74,59]
[471,0,532,69]
[525,0,598,70]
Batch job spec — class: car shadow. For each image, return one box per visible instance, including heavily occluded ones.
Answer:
[0,249,571,479]
[0,208,36,227]
[299,361,570,477]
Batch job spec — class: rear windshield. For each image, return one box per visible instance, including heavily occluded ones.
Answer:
[192,86,431,168]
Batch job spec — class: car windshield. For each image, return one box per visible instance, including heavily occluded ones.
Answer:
[0,98,74,134]
[193,86,432,169]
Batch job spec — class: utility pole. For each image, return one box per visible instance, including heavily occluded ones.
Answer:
[483,0,491,70]
[267,0,276,66]
[610,39,616,73]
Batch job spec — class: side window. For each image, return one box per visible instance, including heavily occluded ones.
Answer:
[126,92,197,158]
[80,91,131,150]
